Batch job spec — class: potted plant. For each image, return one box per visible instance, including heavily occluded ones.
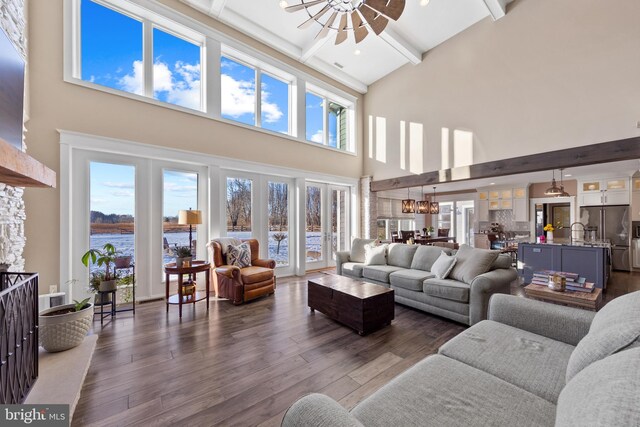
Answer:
[425,226,435,237]
[81,243,118,293]
[39,280,93,352]
[175,245,193,268]
[114,255,132,269]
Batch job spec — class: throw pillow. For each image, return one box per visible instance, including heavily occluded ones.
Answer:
[430,251,457,279]
[364,244,387,265]
[565,320,640,383]
[227,242,251,268]
[449,244,499,285]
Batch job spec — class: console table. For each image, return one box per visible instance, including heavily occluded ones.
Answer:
[164,261,211,318]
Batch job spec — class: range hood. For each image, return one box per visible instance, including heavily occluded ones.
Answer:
[0,138,56,188]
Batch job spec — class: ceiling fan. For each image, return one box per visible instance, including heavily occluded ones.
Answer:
[283,0,406,45]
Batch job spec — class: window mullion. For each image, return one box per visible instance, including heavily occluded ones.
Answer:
[207,38,221,118]
[255,68,262,128]
[143,19,154,98]
[323,97,328,146]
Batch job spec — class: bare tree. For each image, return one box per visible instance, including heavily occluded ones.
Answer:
[269,182,288,231]
[306,186,321,232]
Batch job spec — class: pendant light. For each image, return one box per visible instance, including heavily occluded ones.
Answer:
[401,187,415,214]
[556,168,571,197]
[544,169,563,196]
[429,186,440,214]
[416,185,429,214]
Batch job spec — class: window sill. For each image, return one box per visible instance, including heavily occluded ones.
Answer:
[63,77,358,158]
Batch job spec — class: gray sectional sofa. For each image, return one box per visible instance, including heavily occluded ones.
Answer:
[283,291,640,427]
[336,239,517,325]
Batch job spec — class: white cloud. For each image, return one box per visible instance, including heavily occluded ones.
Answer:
[103,182,134,189]
[112,190,134,198]
[221,74,283,123]
[310,130,323,143]
[118,60,201,110]
[164,182,197,193]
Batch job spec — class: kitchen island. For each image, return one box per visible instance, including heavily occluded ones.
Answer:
[518,243,610,289]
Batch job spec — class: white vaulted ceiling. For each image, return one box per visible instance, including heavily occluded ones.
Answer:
[179,0,514,93]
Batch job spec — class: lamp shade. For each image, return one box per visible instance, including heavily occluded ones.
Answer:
[178,209,202,225]
[401,199,415,214]
[416,200,430,214]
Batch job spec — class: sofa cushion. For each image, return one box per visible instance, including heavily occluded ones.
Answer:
[449,244,499,285]
[350,238,378,263]
[240,266,274,284]
[364,243,387,265]
[387,243,419,269]
[430,252,457,279]
[439,320,575,403]
[491,253,512,270]
[362,265,404,283]
[566,321,640,383]
[590,290,640,332]
[352,354,556,427]
[423,278,469,303]
[410,245,452,271]
[393,286,469,316]
[389,269,435,292]
[342,262,365,278]
[557,347,640,427]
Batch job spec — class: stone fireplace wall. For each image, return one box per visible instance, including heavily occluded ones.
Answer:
[0,0,27,272]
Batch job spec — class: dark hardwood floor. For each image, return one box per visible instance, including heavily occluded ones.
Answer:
[72,272,466,427]
[73,269,639,426]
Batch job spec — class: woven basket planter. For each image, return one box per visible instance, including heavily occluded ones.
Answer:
[39,303,94,353]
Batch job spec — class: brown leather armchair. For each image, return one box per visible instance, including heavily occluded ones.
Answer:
[208,239,276,305]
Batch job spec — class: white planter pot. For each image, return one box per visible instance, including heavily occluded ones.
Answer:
[547,231,554,242]
[99,279,117,292]
[39,303,94,352]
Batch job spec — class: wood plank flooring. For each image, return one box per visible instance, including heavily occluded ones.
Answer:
[72,272,466,426]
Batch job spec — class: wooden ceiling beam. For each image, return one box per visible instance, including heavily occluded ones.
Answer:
[370,137,640,192]
[0,138,56,188]
[481,0,508,20]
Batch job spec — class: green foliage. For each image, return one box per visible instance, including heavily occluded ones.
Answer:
[73,298,91,312]
[81,243,118,281]
[175,246,192,257]
[88,271,106,293]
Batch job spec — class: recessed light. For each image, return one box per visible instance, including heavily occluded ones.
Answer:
[420,0,430,6]
[489,182,496,185]
[279,0,288,9]
[564,174,572,177]
[354,49,361,56]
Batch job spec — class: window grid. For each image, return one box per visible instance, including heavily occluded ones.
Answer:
[74,0,354,153]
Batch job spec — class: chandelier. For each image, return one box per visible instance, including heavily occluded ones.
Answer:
[282,0,406,44]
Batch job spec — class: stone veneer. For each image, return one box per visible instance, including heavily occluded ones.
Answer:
[0,0,27,272]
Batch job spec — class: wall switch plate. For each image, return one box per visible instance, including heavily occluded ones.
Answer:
[49,285,57,294]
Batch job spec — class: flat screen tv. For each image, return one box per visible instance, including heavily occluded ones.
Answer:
[0,26,25,151]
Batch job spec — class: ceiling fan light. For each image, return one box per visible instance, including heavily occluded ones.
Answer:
[420,0,430,6]
[279,0,289,9]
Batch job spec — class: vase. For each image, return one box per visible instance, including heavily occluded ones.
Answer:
[39,303,94,352]
[546,231,554,242]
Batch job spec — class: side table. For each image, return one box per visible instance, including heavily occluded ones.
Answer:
[95,289,116,325]
[164,260,211,318]
[524,283,603,311]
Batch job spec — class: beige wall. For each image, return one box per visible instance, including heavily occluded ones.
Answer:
[364,0,640,181]
[23,0,364,288]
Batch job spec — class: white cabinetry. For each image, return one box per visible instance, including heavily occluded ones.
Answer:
[477,191,489,221]
[476,186,528,221]
[579,177,630,206]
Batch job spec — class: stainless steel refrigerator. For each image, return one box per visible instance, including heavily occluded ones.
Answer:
[579,205,631,271]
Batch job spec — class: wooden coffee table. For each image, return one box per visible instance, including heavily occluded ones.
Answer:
[308,274,394,335]
[524,283,603,311]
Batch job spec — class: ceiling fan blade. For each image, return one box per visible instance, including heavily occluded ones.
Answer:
[285,0,326,13]
[334,14,348,44]
[360,4,389,35]
[298,4,331,29]
[364,0,405,21]
[351,11,369,44]
[316,11,339,39]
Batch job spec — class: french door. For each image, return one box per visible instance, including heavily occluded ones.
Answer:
[305,183,350,270]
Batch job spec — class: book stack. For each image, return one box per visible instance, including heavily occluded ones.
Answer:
[531,270,595,293]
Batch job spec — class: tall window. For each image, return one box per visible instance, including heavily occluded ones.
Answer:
[152,28,202,110]
[268,182,289,266]
[81,0,143,94]
[306,91,349,150]
[226,178,252,239]
[79,0,203,110]
[163,170,198,263]
[306,186,323,262]
[221,56,291,134]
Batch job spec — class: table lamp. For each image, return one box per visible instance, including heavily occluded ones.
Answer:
[178,208,202,254]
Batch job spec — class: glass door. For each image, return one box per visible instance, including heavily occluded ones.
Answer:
[306,183,350,269]
[226,177,253,239]
[267,180,292,272]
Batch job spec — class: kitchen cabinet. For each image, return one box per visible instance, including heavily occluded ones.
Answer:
[489,191,500,200]
[632,190,640,221]
[518,243,609,289]
[633,178,640,192]
[477,199,489,221]
[579,177,630,206]
[513,198,528,222]
[478,191,489,200]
